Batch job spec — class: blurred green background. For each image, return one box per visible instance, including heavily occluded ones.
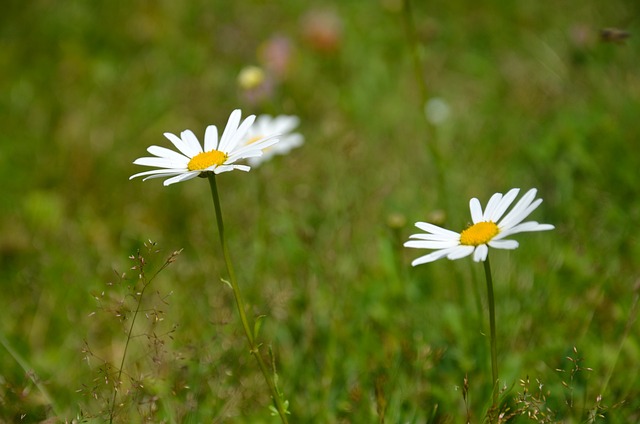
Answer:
[2,0,640,422]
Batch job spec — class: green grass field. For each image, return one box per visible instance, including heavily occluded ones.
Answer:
[2,1,640,422]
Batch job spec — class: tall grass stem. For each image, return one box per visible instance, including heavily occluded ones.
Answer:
[483,255,499,417]
[207,174,290,424]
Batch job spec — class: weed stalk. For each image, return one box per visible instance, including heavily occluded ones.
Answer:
[109,243,178,423]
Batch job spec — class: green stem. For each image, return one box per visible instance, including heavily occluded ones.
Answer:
[483,255,499,417]
[207,174,289,424]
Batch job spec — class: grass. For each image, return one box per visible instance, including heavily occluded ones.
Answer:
[1,0,640,422]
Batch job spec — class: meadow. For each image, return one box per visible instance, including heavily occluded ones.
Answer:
[1,0,640,422]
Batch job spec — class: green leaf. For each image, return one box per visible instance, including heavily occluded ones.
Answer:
[254,314,266,339]
[220,278,232,289]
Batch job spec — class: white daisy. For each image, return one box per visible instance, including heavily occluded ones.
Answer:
[405,188,554,265]
[241,114,303,166]
[129,109,278,186]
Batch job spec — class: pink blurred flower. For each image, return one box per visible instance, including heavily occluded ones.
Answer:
[301,9,343,54]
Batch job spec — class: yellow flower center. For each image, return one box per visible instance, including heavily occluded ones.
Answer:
[459,221,499,246]
[187,150,228,171]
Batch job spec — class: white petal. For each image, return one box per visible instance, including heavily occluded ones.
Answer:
[214,164,251,173]
[230,114,257,149]
[228,144,267,159]
[230,125,271,155]
[473,244,488,262]
[411,247,460,265]
[506,219,542,233]
[414,222,460,238]
[488,239,519,250]
[147,145,189,162]
[130,168,186,179]
[213,165,235,174]
[163,172,200,186]
[493,221,555,240]
[408,232,459,242]
[404,240,460,249]
[204,125,219,151]
[447,245,475,260]
[164,132,196,158]
[252,114,272,132]
[498,221,554,237]
[278,133,304,150]
[133,157,184,168]
[482,192,503,221]
[469,198,483,223]
[141,172,184,181]
[228,137,279,161]
[180,130,204,156]
[488,188,520,222]
[252,135,280,149]
[218,109,244,152]
[498,189,540,230]
[272,115,300,133]
[229,149,263,160]
[256,127,303,159]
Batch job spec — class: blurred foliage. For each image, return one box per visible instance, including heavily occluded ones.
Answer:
[1,0,640,422]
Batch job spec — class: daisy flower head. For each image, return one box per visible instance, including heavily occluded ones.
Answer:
[405,188,554,266]
[241,114,303,166]
[129,109,279,186]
